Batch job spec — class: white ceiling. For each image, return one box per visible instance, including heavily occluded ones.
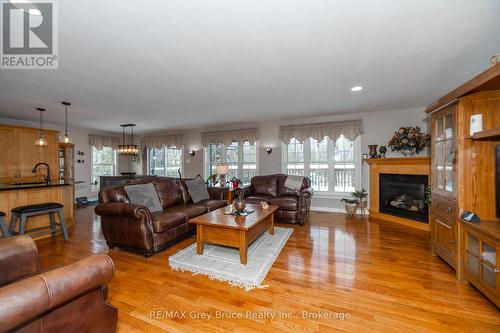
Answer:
[0,0,499,133]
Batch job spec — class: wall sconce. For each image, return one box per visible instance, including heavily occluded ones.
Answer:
[265,146,273,155]
[188,149,196,157]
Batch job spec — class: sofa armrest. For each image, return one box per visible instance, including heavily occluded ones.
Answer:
[95,202,151,220]
[0,235,39,287]
[234,185,254,199]
[0,254,115,333]
[299,186,314,200]
[297,186,314,224]
[207,186,228,200]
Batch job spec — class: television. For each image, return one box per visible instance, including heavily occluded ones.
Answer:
[497,145,500,218]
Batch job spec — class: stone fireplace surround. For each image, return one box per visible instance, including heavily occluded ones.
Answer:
[365,157,431,231]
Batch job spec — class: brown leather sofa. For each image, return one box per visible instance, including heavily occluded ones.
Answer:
[0,235,117,333]
[95,177,228,258]
[235,174,313,225]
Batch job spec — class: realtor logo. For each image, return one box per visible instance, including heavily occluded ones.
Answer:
[1,0,58,69]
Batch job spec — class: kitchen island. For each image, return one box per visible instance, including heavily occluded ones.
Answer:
[0,181,75,239]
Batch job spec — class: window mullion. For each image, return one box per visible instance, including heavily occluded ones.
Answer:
[304,138,310,177]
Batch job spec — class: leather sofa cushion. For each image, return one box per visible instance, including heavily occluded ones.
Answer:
[195,199,227,212]
[252,175,278,197]
[176,180,192,204]
[269,196,298,211]
[246,195,273,204]
[277,174,310,197]
[100,186,130,203]
[152,179,183,208]
[151,212,187,233]
[165,204,207,219]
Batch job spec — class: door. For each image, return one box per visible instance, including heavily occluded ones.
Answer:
[431,104,457,199]
[0,126,19,180]
[433,217,457,268]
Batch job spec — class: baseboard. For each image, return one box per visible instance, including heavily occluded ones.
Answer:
[310,206,346,214]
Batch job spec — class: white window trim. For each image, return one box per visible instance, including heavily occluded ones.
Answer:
[146,146,185,177]
[281,136,361,195]
[204,141,259,181]
[91,146,117,192]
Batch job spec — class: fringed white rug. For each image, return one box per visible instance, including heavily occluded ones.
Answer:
[169,227,293,291]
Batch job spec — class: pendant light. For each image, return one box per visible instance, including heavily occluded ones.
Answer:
[118,124,139,155]
[35,107,47,146]
[61,101,71,143]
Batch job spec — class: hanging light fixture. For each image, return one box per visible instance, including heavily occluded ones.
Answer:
[61,101,71,143]
[118,124,139,155]
[35,107,47,146]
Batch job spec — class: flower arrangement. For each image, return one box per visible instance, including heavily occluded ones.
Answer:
[388,126,430,155]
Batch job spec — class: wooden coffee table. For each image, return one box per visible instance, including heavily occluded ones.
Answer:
[189,204,279,265]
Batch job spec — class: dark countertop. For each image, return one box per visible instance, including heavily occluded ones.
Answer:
[0,180,84,191]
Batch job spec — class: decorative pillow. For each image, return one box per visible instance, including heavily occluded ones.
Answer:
[186,176,210,203]
[124,183,163,213]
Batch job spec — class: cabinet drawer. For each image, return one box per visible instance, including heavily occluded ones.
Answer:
[431,195,456,221]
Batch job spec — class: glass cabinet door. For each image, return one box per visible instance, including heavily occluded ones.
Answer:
[432,106,456,197]
[464,229,500,297]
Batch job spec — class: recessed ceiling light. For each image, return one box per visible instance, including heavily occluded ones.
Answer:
[351,86,363,92]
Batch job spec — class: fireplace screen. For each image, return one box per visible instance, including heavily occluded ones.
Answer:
[379,173,429,223]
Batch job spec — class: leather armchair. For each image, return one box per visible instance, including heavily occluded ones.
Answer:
[235,174,314,225]
[0,236,117,333]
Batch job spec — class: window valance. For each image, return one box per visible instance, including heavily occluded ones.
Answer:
[88,134,120,150]
[201,128,259,147]
[279,119,364,143]
[141,134,184,149]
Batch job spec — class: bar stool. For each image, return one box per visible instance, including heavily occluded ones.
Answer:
[0,211,9,238]
[9,203,68,240]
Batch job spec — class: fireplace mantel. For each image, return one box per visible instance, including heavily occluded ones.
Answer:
[365,157,431,231]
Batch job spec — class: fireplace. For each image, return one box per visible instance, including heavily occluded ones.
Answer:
[379,173,429,223]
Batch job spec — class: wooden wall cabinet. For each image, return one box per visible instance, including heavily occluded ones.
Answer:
[0,125,59,182]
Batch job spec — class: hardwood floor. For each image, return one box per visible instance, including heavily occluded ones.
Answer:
[35,207,499,332]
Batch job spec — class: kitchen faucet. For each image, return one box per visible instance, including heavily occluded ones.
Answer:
[32,163,51,184]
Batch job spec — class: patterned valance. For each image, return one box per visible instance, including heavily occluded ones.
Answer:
[141,134,184,149]
[201,128,259,146]
[88,134,120,150]
[279,119,364,143]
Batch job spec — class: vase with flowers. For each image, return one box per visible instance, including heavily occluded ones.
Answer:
[388,126,430,156]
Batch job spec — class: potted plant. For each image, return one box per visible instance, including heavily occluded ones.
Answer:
[351,189,368,208]
[230,176,243,189]
[206,174,219,187]
[341,198,358,214]
[388,126,431,156]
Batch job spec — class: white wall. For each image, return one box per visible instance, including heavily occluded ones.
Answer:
[152,107,428,210]
[0,117,132,199]
[1,106,428,207]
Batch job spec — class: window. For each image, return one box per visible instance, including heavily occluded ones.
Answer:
[206,142,257,185]
[91,146,116,191]
[148,146,183,177]
[283,135,360,193]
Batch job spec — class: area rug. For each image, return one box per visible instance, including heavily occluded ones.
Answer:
[168,227,293,291]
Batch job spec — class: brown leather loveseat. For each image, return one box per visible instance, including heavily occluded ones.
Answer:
[0,235,117,333]
[95,177,228,258]
[236,174,313,225]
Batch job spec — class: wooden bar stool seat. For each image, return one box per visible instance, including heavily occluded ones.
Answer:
[0,211,9,238]
[10,203,68,240]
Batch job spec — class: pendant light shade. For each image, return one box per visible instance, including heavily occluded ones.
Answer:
[62,101,71,143]
[35,108,47,146]
[118,124,139,155]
